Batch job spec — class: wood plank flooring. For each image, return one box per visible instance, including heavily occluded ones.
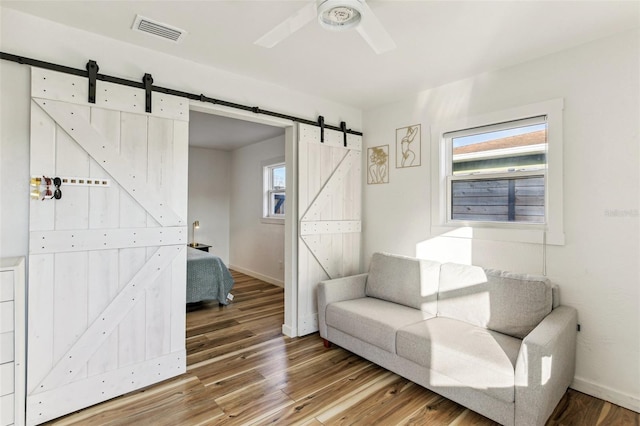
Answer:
[47,271,639,425]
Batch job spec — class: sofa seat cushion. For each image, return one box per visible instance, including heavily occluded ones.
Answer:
[396,317,522,403]
[326,297,435,353]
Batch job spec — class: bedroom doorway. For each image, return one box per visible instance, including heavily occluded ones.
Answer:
[187,103,297,336]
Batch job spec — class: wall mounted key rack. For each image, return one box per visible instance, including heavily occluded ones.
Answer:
[30,176,111,200]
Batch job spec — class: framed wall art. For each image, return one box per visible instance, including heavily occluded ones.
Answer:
[367,145,389,184]
[396,124,421,168]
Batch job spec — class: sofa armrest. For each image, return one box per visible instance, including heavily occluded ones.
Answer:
[317,273,368,338]
[515,305,578,426]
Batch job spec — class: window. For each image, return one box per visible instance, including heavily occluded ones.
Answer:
[431,99,565,245]
[264,162,285,220]
[447,116,547,224]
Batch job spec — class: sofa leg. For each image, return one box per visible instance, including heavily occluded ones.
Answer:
[322,338,331,348]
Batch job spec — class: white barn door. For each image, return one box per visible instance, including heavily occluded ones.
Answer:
[27,68,189,425]
[297,124,362,335]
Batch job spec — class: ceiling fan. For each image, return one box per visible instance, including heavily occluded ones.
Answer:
[254,0,396,55]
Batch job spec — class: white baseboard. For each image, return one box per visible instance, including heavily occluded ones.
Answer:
[571,377,640,413]
[281,324,296,338]
[228,264,284,288]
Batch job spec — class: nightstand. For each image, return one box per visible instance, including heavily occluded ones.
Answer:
[189,243,211,252]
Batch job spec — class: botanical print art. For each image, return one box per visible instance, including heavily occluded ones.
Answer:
[396,124,421,168]
[368,145,389,184]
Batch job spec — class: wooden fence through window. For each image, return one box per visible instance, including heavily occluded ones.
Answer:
[451,176,544,222]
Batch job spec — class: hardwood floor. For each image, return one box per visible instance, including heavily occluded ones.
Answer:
[47,271,639,425]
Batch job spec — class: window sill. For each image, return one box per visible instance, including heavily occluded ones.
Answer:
[261,217,285,225]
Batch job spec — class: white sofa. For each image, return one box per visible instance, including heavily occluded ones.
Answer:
[317,252,577,426]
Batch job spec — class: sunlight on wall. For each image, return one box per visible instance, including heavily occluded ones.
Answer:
[416,227,473,264]
[413,78,475,124]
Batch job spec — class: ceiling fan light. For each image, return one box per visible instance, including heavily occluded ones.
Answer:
[318,0,363,31]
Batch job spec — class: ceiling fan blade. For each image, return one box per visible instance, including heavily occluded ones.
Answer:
[355,1,396,54]
[255,2,318,48]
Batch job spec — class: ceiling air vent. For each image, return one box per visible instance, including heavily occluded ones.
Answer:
[132,15,186,43]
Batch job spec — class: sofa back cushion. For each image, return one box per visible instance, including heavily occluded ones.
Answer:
[483,269,554,338]
[438,262,491,328]
[365,252,440,314]
[438,263,553,339]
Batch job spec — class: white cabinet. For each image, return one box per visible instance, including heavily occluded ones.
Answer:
[0,258,25,426]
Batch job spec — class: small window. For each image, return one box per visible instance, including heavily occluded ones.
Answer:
[446,116,547,224]
[264,163,285,219]
[431,99,564,245]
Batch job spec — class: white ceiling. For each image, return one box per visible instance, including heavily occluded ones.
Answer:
[3,1,638,150]
[189,111,284,151]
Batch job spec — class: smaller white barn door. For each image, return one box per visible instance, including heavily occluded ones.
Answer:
[297,124,362,335]
[27,68,189,425]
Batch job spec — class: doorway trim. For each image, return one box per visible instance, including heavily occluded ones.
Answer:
[189,101,299,337]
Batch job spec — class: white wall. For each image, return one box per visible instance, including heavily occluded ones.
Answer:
[229,136,285,286]
[0,7,361,260]
[0,59,30,259]
[187,147,231,264]
[362,29,640,411]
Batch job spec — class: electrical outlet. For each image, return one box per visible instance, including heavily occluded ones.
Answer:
[278,261,283,270]
[227,293,234,301]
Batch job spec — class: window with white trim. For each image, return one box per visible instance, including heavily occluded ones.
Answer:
[263,162,285,220]
[431,99,565,245]
[447,116,547,224]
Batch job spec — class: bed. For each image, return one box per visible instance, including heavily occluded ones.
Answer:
[186,246,235,305]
